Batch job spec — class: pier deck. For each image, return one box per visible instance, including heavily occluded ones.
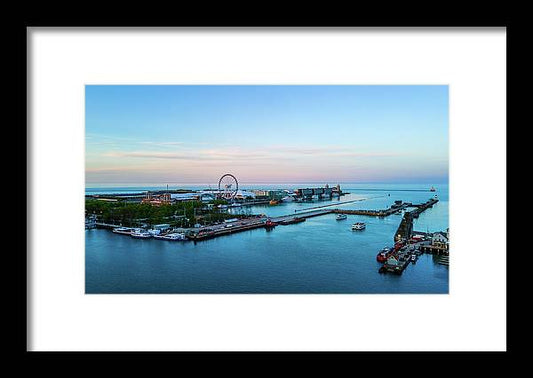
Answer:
[187,219,267,241]
[95,222,122,229]
[394,198,439,242]
[419,244,449,255]
[271,209,333,223]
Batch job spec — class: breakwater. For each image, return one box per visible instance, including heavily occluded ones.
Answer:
[394,197,439,241]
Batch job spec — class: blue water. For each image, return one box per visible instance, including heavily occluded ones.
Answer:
[85,183,448,294]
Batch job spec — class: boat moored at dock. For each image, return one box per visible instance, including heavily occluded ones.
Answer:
[335,214,347,220]
[154,233,187,241]
[130,229,152,239]
[112,227,133,235]
[376,247,392,263]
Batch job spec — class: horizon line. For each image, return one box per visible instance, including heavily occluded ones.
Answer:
[86,180,448,186]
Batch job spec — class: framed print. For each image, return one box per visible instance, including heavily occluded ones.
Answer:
[27,27,507,352]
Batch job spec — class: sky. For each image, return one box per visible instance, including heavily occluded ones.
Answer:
[86,85,448,186]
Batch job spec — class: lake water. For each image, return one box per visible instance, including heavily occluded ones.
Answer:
[85,183,448,294]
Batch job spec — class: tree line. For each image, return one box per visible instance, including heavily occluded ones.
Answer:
[85,199,245,227]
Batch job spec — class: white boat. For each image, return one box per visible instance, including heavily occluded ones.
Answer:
[154,233,186,241]
[148,229,161,236]
[130,229,152,239]
[351,222,366,231]
[281,196,295,202]
[85,215,97,229]
[336,214,347,220]
[230,203,242,207]
[218,204,228,209]
[112,227,132,235]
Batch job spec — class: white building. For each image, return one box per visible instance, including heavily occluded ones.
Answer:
[234,190,256,200]
[171,193,200,201]
[431,231,449,249]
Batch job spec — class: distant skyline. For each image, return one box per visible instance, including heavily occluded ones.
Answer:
[86,85,448,185]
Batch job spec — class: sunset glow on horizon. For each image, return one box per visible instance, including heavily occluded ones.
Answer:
[86,85,448,186]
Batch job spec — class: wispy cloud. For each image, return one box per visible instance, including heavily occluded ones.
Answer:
[86,166,146,173]
[139,141,186,146]
[101,146,402,162]
[264,145,402,158]
[103,150,269,161]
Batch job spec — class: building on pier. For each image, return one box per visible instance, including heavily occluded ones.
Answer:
[431,230,449,250]
[294,184,341,200]
[142,192,173,206]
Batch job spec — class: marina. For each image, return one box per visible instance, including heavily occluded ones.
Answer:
[97,196,441,247]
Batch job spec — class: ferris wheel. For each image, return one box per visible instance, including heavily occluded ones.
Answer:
[218,174,238,200]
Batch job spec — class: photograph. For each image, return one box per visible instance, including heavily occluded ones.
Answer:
[85,85,449,294]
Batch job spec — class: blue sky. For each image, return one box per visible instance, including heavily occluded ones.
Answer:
[86,85,448,185]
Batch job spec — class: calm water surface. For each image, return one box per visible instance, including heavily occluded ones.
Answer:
[86,183,448,293]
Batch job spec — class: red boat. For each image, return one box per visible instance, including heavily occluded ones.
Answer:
[393,241,405,252]
[376,247,392,263]
[264,218,278,228]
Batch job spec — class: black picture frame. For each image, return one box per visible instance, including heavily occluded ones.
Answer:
[18,12,511,360]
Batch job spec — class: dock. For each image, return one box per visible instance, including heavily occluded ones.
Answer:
[419,243,449,255]
[188,209,332,241]
[331,199,411,217]
[394,212,414,242]
[394,197,439,242]
[95,222,122,230]
[293,198,370,212]
[332,207,404,217]
[277,217,306,225]
[410,197,439,218]
[271,209,333,223]
[187,219,268,241]
[379,246,414,274]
